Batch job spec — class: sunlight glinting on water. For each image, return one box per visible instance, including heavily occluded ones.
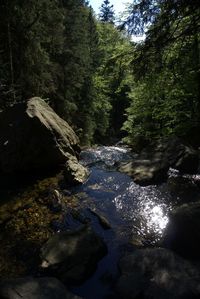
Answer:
[112,181,169,237]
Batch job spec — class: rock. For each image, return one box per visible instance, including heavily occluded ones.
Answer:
[119,159,169,186]
[167,176,200,203]
[119,137,199,185]
[0,277,82,299]
[40,225,107,283]
[116,248,200,299]
[174,146,199,174]
[63,156,89,185]
[162,202,200,259]
[0,97,88,183]
[89,209,111,230]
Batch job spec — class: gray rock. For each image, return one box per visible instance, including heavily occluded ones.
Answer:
[175,146,199,174]
[116,248,200,299]
[119,159,169,186]
[41,225,107,283]
[162,201,200,259]
[0,97,88,184]
[63,156,89,185]
[0,277,82,299]
[119,137,199,185]
[167,176,200,203]
[89,209,111,230]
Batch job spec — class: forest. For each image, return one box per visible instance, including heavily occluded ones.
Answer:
[1,0,199,147]
[0,1,200,299]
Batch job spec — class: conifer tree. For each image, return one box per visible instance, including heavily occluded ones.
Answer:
[99,0,115,23]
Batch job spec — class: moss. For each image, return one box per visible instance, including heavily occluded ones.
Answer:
[0,173,81,279]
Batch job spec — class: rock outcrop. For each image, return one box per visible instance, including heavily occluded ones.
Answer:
[0,97,88,184]
[116,248,200,299]
[0,277,82,299]
[40,225,107,283]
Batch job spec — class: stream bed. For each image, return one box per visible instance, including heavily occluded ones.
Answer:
[68,146,180,299]
[1,145,200,299]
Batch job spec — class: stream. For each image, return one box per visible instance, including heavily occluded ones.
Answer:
[68,146,178,299]
[1,145,199,298]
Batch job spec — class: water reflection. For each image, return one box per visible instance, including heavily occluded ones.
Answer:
[72,146,173,299]
[77,146,173,245]
[112,183,170,242]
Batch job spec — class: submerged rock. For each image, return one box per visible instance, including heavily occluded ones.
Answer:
[0,97,88,184]
[40,225,107,283]
[89,209,111,230]
[116,248,200,299]
[0,277,82,299]
[162,201,200,259]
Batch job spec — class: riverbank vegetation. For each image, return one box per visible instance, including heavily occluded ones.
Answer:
[0,0,199,147]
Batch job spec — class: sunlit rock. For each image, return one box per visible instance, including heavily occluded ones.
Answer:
[63,156,89,185]
[119,159,169,186]
[0,97,88,184]
[119,137,199,185]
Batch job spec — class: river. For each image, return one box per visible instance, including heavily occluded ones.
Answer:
[69,146,180,299]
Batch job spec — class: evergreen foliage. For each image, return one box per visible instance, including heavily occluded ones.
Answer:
[99,0,115,23]
[0,0,199,147]
[122,0,200,146]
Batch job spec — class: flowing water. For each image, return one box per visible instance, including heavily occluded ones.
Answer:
[69,146,177,299]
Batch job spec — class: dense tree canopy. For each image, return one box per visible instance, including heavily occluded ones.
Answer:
[0,0,199,147]
[122,0,200,147]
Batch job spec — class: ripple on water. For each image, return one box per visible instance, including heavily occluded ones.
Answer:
[76,146,173,244]
[71,146,174,299]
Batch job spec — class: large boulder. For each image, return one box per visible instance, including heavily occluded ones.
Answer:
[0,277,82,299]
[40,225,107,283]
[119,159,169,186]
[0,97,88,183]
[116,248,200,299]
[119,137,199,185]
[162,201,200,259]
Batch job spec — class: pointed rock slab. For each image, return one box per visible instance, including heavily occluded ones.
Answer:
[0,277,82,299]
[0,97,88,183]
[116,248,200,299]
[40,225,107,283]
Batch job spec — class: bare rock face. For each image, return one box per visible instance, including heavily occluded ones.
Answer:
[0,97,88,183]
[0,277,82,299]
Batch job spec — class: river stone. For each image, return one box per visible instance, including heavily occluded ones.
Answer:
[167,176,200,203]
[63,156,89,185]
[0,97,88,183]
[41,225,107,283]
[119,159,169,186]
[0,277,82,299]
[162,201,200,259]
[119,137,199,185]
[174,145,199,174]
[116,248,200,299]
